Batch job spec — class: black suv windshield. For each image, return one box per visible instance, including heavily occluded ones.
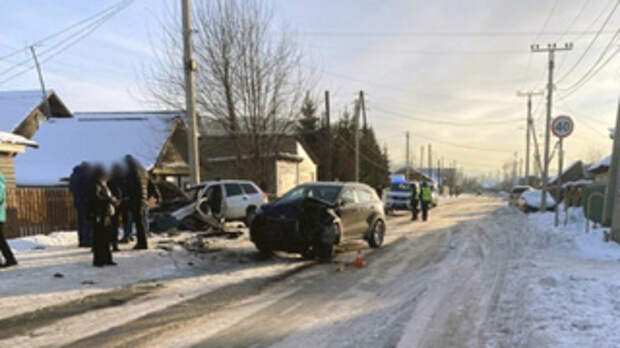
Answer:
[279,184,343,204]
[390,183,412,192]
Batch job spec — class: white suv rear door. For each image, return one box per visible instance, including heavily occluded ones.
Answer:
[240,182,264,207]
[223,183,246,219]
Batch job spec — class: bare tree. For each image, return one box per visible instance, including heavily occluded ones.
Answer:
[145,0,312,184]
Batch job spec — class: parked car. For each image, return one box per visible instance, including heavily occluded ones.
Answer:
[429,182,440,207]
[383,181,415,215]
[509,185,532,206]
[518,189,556,213]
[150,179,267,231]
[250,182,387,260]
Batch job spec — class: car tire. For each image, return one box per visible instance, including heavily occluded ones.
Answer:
[245,206,257,227]
[315,242,333,261]
[368,219,386,248]
[254,242,273,256]
[315,224,337,261]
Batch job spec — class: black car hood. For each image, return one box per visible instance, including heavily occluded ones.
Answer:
[261,197,335,219]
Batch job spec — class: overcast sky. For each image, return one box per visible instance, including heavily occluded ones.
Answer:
[0,0,618,176]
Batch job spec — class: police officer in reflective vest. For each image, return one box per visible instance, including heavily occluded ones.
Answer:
[410,183,419,221]
[420,182,432,222]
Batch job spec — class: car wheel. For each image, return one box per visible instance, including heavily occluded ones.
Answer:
[245,206,257,227]
[315,224,337,261]
[368,219,386,248]
[254,242,273,256]
[315,242,334,261]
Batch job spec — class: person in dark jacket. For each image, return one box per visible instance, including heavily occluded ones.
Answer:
[410,183,419,221]
[420,182,432,222]
[69,162,93,247]
[0,171,17,268]
[86,165,118,267]
[125,155,149,250]
[107,164,126,251]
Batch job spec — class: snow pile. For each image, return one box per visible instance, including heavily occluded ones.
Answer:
[521,190,556,208]
[493,208,620,347]
[8,231,77,252]
[526,207,620,260]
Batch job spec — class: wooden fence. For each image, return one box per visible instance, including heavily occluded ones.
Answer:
[5,188,77,238]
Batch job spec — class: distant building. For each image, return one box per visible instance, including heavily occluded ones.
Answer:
[155,122,318,195]
[588,155,611,184]
[0,90,72,188]
[13,111,182,186]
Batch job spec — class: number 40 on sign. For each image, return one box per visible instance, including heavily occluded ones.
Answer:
[551,115,574,138]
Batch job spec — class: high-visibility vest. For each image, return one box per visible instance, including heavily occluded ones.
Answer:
[421,187,432,202]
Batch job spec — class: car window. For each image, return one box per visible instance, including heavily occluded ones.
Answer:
[341,188,357,205]
[241,183,258,195]
[390,183,412,192]
[356,188,374,203]
[278,185,343,204]
[224,183,243,197]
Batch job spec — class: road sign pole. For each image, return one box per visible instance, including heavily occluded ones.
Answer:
[555,137,563,227]
[550,115,573,225]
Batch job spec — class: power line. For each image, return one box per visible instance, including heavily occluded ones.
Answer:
[315,67,521,105]
[557,31,620,99]
[297,30,618,38]
[556,0,619,84]
[0,0,132,63]
[373,105,521,127]
[556,0,593,43]
[0,1,134,85]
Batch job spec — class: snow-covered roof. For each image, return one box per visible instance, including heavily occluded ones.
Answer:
[0,90,71,132]
[589,155,611,173]
[14,112,182,185]
[0,131,38,147]
[548,160,581,184]
[562,179,593,188]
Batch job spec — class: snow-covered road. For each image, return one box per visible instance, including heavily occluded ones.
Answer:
[3,195,619,347]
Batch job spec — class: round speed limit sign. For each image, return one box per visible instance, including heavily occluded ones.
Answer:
[551,115,574,138]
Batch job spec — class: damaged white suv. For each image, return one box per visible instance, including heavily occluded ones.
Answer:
[162,180,267,231]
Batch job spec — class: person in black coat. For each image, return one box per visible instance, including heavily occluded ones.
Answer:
[69,162,93,247]
[124,155,149,250]
[86,165,118,267]
[410,183,419,221]
[107,164,126,252]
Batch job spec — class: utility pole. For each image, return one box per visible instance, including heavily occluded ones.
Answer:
[325,90,332,180]
[354,91,363,182]
[360,90,368,131]
[605,100,620,237]
[29,46,51,117]
[405,132,410,180]
[517,90,544,185]
[182,0,200,185]
[428,144,432,178]
[531,42,573,211]
[420,146,424,170]
[437,159,441,193]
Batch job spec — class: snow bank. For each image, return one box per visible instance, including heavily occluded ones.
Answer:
[521,190,556,208]
[491,208,620,347]
[8,231,77,252]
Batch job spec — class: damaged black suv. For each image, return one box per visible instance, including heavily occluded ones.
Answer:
[250,182,386,260]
